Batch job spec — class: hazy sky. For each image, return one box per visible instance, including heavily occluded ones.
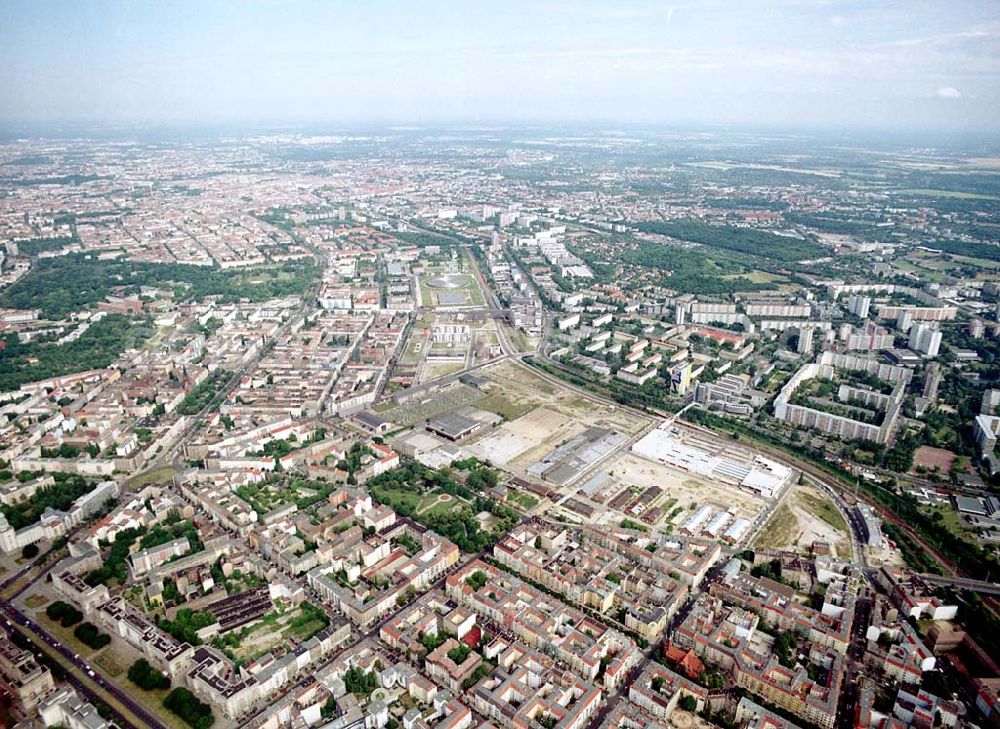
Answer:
[1,0,998,131]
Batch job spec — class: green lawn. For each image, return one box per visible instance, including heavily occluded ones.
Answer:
[372,485,467,520]
[896,188,1000,201]
[401,339,426,364]
[283,617,327,641]
[474,392,534,421]
[723,270,791,284]
[128,466,176,489]
[953,255,1000,270]
[797,490,847,533]
[930,505,970,540]
[93,649,127,678]
[508,491,539,510]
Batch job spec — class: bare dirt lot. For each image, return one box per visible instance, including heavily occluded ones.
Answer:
[468,360,652,472]
[753,482,851,557]
[603,452,768,525]
[468,407,572,468]
[910,445,957,475]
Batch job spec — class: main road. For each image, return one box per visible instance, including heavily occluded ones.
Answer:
[1,598,164,729]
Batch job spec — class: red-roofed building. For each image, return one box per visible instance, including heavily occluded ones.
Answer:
[461,626,481,649]
[664,643,706,680]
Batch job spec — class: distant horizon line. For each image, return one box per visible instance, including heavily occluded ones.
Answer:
[1,118,998,145]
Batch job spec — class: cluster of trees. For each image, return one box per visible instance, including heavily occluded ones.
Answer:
[750,558,786,584]
[337,440,374,482]
[15,235,77,256]
[367,461,518,552]
[45,601,83,627]
[901,170,1000,198]
[632,219,826,263]
[878,489,1000,578]
[320,695,338,719]
[465,570,488,591]
[128,658,171,691]
[529,355,684,416]
[450,457,501,492]
[773,631,798,668]
[177,370,231,415]
[237,475,337,514]
[785,212,900,242]
[619,519,648,532]
[41,443,100,459]
[462,663,491,691]
[0,314,153,392]
[883,523,943,575]
[841,369,896,395]
[0,254,319,320]
[343,665,379,696]
[619,240,768,295]
[0,473,93,529]
[85,513,198,587]
[394,531,420,555]
[74,622,111,650]
[5,173,105,187]
[140,513,203,553]
[162,579,185,605]
[392,231,454,248]
[679,695,698,711]
[85,526,144,586]
[163,687,214,729]
[883,432,919,472]
[157,609,216,646]
[790,394,881,426]
[705,197,789,211]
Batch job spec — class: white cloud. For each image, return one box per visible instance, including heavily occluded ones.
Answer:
[935,86,962,98]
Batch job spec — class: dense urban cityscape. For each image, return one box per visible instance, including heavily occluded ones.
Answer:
[0,126,996,729]
[1,0,999,726]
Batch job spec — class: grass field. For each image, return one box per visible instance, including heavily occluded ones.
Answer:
[422,361,466,380]
[752,503,797,549]
[23,594,48,609]
[507,491,539,510]
[723,270,790,285]
[94,648,127,678]
[128,466,176,488]
[929,505,972,541]
[896,258,950,282]
[126,685,190,729]
[501,323,532,353]
[372,486,462,518]
[475,391,536,421]
[953,254,1000,270]
[796,490,847,532]
[143,324,175,352]
[897,188,1000,201]
[418,272,485,308]
[220,603,330,665]
[401,337,427,364]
